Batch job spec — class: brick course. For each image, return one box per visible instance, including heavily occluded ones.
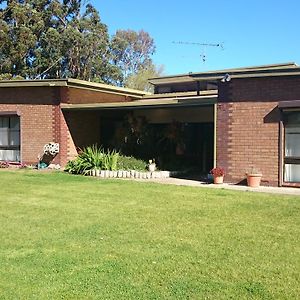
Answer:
[0,87,58,164]
[217,76,300,186]
[0,86,122,166]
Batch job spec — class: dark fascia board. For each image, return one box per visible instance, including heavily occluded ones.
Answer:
[0,78,149,99]
[61,95,217,111]
[278,100,300,109]
[0,79,68,88]
[149,62,300,85]
[67,78,150,98]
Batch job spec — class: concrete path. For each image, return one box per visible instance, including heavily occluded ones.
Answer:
[142,177,300,196]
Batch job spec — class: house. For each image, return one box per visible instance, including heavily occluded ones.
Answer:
[0,62,300,187]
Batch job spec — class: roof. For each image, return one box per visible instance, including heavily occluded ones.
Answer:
[61,92,217,111]
[149,62,300,85]
[0,78,150,98]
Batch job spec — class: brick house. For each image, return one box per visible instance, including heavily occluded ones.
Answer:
[0,63,300,187]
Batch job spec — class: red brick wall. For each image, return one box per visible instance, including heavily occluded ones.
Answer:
[0,87,59,165]
[217,76,300,186]
[0,86,132,166]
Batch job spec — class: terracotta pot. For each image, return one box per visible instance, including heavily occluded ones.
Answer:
[246,174,262,187]
[214,175,224,184]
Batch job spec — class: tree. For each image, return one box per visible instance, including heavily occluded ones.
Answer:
[0,0,120,82]
[110,29,156,85]
[124,63,164,92]
[0,0,48,78]
[0,2,159,88]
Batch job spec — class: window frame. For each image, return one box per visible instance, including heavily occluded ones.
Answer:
[282,110,300,184]
[0,114,21,162]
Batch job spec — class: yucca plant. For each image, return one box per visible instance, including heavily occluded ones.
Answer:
[79,145,104,170]
[64,145,120,174]
[103,149,119,171]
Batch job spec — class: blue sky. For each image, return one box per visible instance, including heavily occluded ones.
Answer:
[92,0,300,75]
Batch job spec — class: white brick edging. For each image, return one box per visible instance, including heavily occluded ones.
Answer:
[87,170,178,179]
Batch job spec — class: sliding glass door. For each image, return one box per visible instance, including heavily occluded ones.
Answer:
[0,116,20,162]
[284,111,300,182]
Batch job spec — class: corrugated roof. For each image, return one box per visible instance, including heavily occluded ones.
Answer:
[149,62,300,85]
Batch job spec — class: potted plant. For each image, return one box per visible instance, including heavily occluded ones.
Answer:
[210,167,225,184]
[148,159,156,172]
[246,167,262,187]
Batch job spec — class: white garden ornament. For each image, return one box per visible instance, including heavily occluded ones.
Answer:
[43,142,59,156]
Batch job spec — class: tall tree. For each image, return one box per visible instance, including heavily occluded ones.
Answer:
[0,0,120,82]
[110,29,156,85]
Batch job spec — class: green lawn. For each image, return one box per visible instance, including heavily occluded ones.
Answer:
[0,171,299,299]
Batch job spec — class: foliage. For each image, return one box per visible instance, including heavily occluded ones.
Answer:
[110,29,156,85]
[65,145,148,174]
[65,145,120,174]
[116,155,147,171]
[102,149,119,171]
[210,167,225,177]
[0,73,24,80]
[0,171,299,299]
[0,161,9,168]
[0,1,159,86]
[124,63,164,92]
[0,0,120,82]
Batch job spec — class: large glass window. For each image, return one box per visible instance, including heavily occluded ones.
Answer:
[0,116,20,162]
[284,112,300,182]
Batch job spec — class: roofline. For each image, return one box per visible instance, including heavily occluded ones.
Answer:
[148,62,300,84]
[0,79,68,88]
[61,94,217,110]
[0,78,150,98]
[191,71,300,81]
[142,90,217,99]
[67,78,150,97]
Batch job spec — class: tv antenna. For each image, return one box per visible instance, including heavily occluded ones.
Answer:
[172,41,224,63]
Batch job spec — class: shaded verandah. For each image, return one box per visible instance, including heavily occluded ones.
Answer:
[61,92,217,174]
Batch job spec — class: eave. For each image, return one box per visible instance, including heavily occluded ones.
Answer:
[61,94,218,111]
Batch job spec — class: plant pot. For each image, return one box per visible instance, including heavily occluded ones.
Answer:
[214,175,224,184]
[246,173,262,187]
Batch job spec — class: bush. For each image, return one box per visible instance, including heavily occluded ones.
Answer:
[116,156,147,171]
[65,147,148,175]
[0,161,9,168]
[65,146,149,174]
[64,145,120,174]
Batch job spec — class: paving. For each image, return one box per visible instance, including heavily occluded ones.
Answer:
[142,177,300,196]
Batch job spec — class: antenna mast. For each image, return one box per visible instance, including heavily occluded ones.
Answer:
[172,41,224,63]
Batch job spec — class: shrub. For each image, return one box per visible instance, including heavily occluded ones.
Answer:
[102,149,119,171]
[65,145,106,174]
[65,146,123,174]
[116,156,147,171]
[65,145,149,175]
[0,161,9,168]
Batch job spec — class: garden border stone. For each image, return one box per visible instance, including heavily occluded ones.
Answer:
[87,170,177,179]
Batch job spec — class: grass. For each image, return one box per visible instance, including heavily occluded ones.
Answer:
[0,170,299,299]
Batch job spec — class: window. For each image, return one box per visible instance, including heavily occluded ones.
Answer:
[0,116,20,162]
[284,111,300,182]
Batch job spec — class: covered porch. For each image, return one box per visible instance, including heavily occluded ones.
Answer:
[62,91,217,175]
